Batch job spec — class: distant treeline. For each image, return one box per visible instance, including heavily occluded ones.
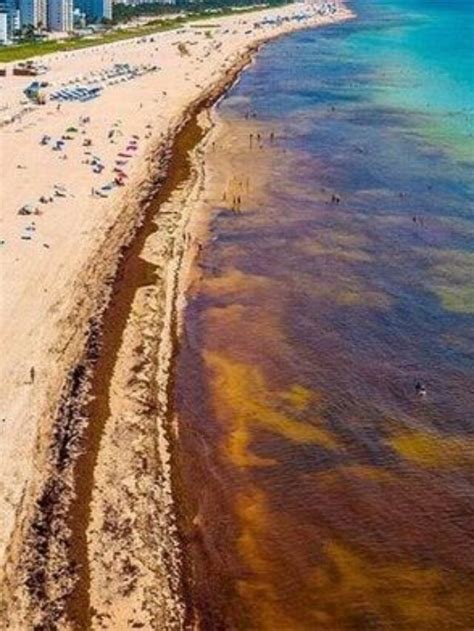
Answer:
[112,0,288,23]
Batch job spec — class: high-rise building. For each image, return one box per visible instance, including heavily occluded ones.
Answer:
[74,0,111,22]
[18,0,47,27]
[12,6,20,31]
[48,0,72,30]
[38,0,46,26]
[0,11,8,43]
[0,0,19,39]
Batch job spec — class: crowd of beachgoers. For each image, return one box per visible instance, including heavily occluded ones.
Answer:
[15,115,150,245]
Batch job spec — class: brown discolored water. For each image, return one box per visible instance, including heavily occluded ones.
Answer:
[173,18,474,628]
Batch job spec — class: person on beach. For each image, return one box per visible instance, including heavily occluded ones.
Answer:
[30,367,35,384]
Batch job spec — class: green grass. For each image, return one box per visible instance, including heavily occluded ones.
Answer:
[0,18,184,63]
[0,3,287,64]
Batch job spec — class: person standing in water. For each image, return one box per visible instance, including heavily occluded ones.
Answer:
[415,381,427,396]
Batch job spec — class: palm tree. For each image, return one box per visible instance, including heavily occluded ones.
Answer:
[23,24,36,41]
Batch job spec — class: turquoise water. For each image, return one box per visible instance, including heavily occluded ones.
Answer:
[346,0,474,158]
[176,2,474,628]
[245,0,474,161]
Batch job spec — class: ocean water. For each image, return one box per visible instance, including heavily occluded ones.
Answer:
[175,1,474,629]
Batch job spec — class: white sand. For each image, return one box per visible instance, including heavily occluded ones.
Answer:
[0,0,353,613]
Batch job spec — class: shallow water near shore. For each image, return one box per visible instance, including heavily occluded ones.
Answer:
[175,1,474,628]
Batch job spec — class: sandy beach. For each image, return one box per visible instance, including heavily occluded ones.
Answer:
[0,2,353,627]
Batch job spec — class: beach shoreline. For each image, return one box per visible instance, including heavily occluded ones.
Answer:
[0,3,354,626]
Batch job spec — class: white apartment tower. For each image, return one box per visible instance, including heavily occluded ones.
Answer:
[0,0,19,40]
[0,11,8,43]
[48,0,72,31]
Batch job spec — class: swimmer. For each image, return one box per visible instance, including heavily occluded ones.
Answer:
[415,381,427,396]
